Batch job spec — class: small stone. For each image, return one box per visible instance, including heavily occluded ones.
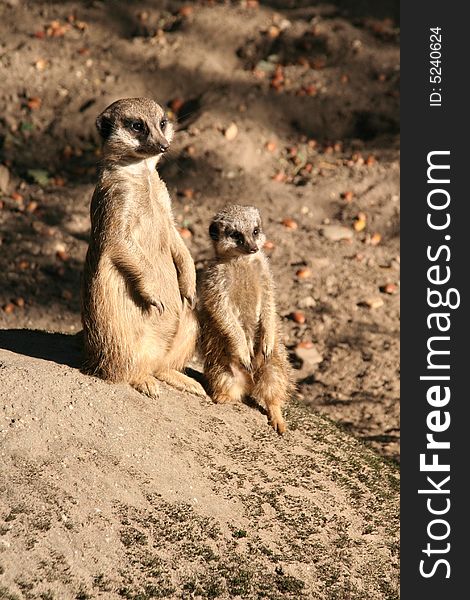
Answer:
[263,240,275,251]
[281,217,298,230]
[181,188,194,199]
[380,283,398,295]
[224,123,238,141]
[353,213,367,232]
[178,227,192,240]
[26,201,38,213]
[321,225,354,241]
[2,303,15,314]
[267,25,280,38]
[361,297,384,309]
[342,190,353,202]
[272,171,286,182]
[265,141,277,152]
[0,164,10,193]
[291,311,306,324]
[296,267,312,279]
[299,296,316,308]
[295,342,323,368]
[178,5,193,17]
[27,97,42,111]
[369,232,382,246]
[56,250,69,262]
[14,297,25,307]
[169,97,184,113]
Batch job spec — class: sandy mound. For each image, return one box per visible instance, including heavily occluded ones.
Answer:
[0,334,398,599]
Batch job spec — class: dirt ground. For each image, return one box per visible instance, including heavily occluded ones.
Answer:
[0,0,400,461]
[0,1,400,597]
[0,344,399,599]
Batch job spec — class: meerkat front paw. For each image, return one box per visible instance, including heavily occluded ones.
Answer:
[177,270,197,306]
[149,298,165,315]
[261,332,275,360]
[238,345,253,372]
[182,294,196,310]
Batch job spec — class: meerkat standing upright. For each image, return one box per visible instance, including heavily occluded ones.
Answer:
[81,97,205,398]
[199,205,293,433]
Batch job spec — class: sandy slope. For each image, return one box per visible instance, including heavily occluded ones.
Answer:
[0,338,398,599]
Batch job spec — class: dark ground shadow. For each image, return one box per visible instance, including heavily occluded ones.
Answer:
[0,329,83,369]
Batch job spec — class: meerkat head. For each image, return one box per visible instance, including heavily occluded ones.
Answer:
[95,97,174,163]
[209,205,266,259]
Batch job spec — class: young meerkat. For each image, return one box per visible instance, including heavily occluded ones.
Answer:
[81,97,205,399]
[199,205,294,434]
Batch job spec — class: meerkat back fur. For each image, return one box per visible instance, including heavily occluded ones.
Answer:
[199,205,293,433]
[81,97,205,398]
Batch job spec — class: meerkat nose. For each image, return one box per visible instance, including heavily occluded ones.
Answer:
[248,246,257,254]
[158,142,169,153]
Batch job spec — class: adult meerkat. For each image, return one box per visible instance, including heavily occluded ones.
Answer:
[81,97,205,399]
[199,205,293,433]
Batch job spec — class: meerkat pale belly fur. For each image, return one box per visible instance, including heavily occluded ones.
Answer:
[81,97,205,398]
[199,205,293,433]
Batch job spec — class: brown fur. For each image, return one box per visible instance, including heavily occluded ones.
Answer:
[81,97,205,398]
[199,205,294,433]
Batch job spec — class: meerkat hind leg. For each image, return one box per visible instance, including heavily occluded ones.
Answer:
[211,364,249,404]
[156,369,207,397]
[251,364,288,435]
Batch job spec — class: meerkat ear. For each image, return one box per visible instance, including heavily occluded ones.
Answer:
[95,111,113,139]
[209,222,220,241]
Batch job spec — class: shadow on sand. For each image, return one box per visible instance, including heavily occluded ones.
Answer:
[0,329,83,369]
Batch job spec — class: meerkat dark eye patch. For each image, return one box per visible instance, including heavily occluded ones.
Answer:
[209,222,220,241]
[160,117,168,130]
[95,113,113,139]
[229,231,244,244]
[253,227,260,236]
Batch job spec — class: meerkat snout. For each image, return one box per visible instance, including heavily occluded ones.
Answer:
[95,97,174,162]
[209,205,266,258]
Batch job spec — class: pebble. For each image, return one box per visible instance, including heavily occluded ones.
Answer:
[361,297,384,309]
[263,240,275,251]
[224,123,238,141]
[295,342,323,368]
[321,225,354,241]
[281,217,298,230]
[380,283,398,295]
[291,311,306,324]
[299,296,316,308]
[0,164,10,193]
[296,267,312,279]
[2,303,15,314]
[178,227,192,240]
[369,232,382,246]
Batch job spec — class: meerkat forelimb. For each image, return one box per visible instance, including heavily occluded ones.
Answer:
[81,97,205,398]
[199,205,293,433]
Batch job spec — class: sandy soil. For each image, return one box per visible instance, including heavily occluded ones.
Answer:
[0,2,399,597]
[0,342,398,599]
